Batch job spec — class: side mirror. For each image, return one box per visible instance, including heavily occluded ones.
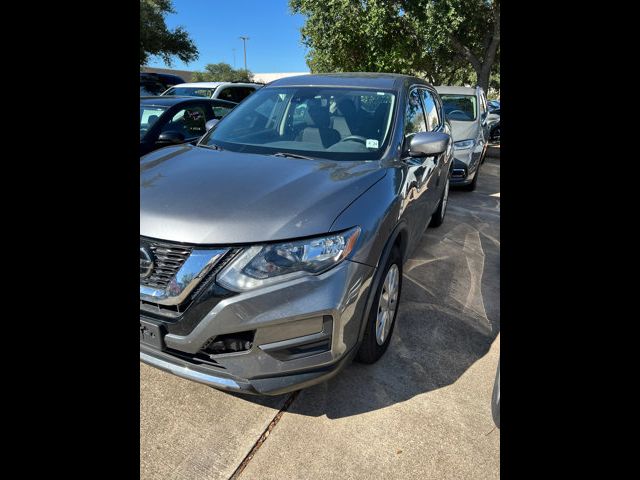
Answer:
[408,132,451,157]
[205,119,219,131]
[157,131,185,144]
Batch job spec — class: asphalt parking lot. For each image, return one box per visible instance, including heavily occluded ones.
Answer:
[140,155,500,480]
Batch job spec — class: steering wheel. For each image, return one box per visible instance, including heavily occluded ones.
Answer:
[338,135,368,144]
[447,110,467,117]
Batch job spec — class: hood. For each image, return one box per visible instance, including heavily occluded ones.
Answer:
[140,145,385,244]
[448,120,479,143]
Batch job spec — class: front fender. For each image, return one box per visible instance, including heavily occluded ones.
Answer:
[330,169,403,268]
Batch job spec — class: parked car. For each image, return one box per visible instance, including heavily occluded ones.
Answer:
[144,72,185,87]
[488,108,500,144]
[140,73,454,395]
[435,85,489,191]
[140,96,236,157]
[162,82,263,103]
[140,74,167,96]
[487,99,500,112]
[140,72,184,95]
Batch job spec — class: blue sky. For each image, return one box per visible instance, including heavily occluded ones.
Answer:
[146,0,310,73]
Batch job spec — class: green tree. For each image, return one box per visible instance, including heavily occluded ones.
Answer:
[191,63,253,82]
[140,0,198,66]
[291,0,417,74]
[405,0,500,92]
[290,0,499,91]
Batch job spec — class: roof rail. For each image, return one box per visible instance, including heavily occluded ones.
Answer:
[230,80,265,85]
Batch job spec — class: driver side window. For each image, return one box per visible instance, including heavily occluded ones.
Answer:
[404,88,427,138]
[160,106,207,139]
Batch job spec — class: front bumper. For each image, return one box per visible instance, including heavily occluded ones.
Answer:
[140,343,358,395]
[449,158,476,185]
[450,141,484,185]
[140,259,374,395]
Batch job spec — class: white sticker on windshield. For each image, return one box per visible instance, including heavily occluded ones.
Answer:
[366,139,379,149]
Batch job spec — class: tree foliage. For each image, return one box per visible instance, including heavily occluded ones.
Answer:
[290,0,499,91]
[191,63,253,82]
[405,0,500,92]
[140,0,198,66]
[290,0,417,73]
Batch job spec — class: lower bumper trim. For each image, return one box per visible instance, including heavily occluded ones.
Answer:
[140,351,245,391]
[141,343,358,395]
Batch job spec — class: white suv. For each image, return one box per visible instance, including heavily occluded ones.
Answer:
[162,82,263,103]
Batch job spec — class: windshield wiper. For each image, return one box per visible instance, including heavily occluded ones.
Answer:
[197,143,224,151]
[272,152,314,160]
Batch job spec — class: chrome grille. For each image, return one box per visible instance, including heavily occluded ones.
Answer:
[141,239,193,289]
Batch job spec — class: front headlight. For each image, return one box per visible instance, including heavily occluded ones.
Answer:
[454,139,475,150]
[217,227,361,292]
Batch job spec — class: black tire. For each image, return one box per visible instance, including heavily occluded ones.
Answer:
[461,168,478,191]
[492,359,500,428]
[356,247,402,364]
[429,176,450,228]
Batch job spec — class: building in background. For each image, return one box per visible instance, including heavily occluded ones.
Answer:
[252,72,309,84]
[141,67,309,85]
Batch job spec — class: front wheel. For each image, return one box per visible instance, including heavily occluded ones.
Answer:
[356,247,402,364]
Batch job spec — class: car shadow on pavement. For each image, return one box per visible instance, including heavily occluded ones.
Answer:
[232,159,501,419]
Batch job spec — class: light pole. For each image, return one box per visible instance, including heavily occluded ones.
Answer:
[239,36,249,71]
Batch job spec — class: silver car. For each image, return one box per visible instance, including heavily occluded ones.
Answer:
[435,85,490,190]
[140,73,454,395]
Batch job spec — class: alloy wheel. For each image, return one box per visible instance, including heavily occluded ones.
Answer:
[375,264,400,345]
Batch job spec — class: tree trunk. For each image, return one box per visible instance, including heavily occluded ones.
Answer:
[450,5,500,92]
[477,8,500,92]
[476,64,492,92]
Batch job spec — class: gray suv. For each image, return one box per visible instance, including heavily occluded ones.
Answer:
[435,85,489,190]
[140,73,454,395]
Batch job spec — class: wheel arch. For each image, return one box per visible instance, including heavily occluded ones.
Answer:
[356,222,408,345]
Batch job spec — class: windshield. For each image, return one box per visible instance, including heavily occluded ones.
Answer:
[201,87,396,160]
[163,87,216,98]
[441,94,477,121]
[140,105,167,135]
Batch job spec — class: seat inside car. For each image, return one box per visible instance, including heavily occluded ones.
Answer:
[333,97,358,137]
[370,101,391,138]
[296,99,341,147]
[330,98,354,138]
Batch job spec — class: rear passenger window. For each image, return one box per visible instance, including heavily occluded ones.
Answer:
[217,88,235,102]
[218,87,255,103]
[404,88,427,137]
[421,90,441,131]
[235,87,255,102]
